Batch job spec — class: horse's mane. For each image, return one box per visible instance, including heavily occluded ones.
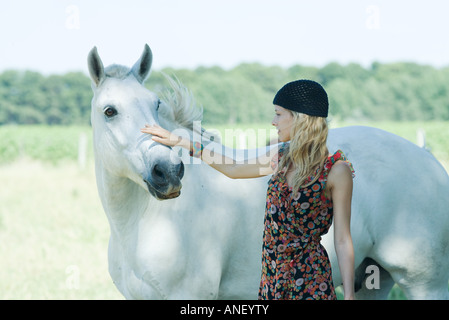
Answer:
[104,64,132,80]
[161,74,218,142]
[159,74,203,128]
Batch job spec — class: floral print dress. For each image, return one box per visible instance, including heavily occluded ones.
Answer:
[258,145,355,300]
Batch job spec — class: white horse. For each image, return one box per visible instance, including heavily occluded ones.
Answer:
[88,44,449,300]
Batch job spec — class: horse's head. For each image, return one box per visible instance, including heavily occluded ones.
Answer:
[88,44,184,200]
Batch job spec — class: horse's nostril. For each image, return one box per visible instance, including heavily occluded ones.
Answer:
[178,162,185,179]
[153,164,165,180]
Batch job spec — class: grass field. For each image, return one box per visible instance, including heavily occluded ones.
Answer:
[0,160,123,299]
[0,122,448,299]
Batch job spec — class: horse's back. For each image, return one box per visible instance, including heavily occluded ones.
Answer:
[327,126,449,292]
[328,125,449,223]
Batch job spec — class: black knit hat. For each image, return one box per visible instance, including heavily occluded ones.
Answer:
[273,80,329,117]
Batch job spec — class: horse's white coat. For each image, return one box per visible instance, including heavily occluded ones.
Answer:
[89,45,449,300]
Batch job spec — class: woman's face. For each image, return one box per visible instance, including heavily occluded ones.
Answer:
[272,105,294,142]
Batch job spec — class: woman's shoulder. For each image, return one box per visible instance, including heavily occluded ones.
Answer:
[329,160,353,177]
[326,160,354,194]
[325,149,355,178]
[326,150,355,189]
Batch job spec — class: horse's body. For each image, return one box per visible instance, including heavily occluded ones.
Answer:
[88,45,449,299]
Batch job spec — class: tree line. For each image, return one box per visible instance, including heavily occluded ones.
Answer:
[1,61,448,126]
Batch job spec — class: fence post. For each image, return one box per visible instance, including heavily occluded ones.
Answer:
[416,128,426,148]
[78,132,87,170]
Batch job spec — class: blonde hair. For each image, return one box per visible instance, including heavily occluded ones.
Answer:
[277,112,329,193]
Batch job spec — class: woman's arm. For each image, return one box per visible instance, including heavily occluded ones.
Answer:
[328,161,355,300]
[141,124,277,179]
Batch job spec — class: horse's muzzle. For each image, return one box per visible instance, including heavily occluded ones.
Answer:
[144,160,184,200]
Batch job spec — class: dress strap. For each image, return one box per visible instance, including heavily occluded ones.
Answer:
[318,149,355,202]
[271,142,289,173]
[326,149,355,178]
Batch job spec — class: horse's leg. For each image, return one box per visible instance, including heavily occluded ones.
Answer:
[354,258,395,300]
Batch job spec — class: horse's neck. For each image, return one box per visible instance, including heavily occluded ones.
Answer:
[96,163,152,235]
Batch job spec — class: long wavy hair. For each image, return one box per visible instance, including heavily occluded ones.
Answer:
[277,112,329,193]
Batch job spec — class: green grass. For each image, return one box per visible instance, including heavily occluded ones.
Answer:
[0,160,122,299]
[0,125,94,164]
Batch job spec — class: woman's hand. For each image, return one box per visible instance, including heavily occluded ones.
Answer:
[141,124,188,149]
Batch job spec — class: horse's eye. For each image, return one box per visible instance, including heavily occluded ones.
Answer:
[156,99,161,111]
[104,106,118,118]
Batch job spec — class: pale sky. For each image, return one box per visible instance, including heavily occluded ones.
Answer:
[1,0,449,74]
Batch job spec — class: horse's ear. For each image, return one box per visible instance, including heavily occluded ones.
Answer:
[88,47,105,87]
[131,44,153,84]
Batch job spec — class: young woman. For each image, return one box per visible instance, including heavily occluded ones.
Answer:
[141,79,355,300]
